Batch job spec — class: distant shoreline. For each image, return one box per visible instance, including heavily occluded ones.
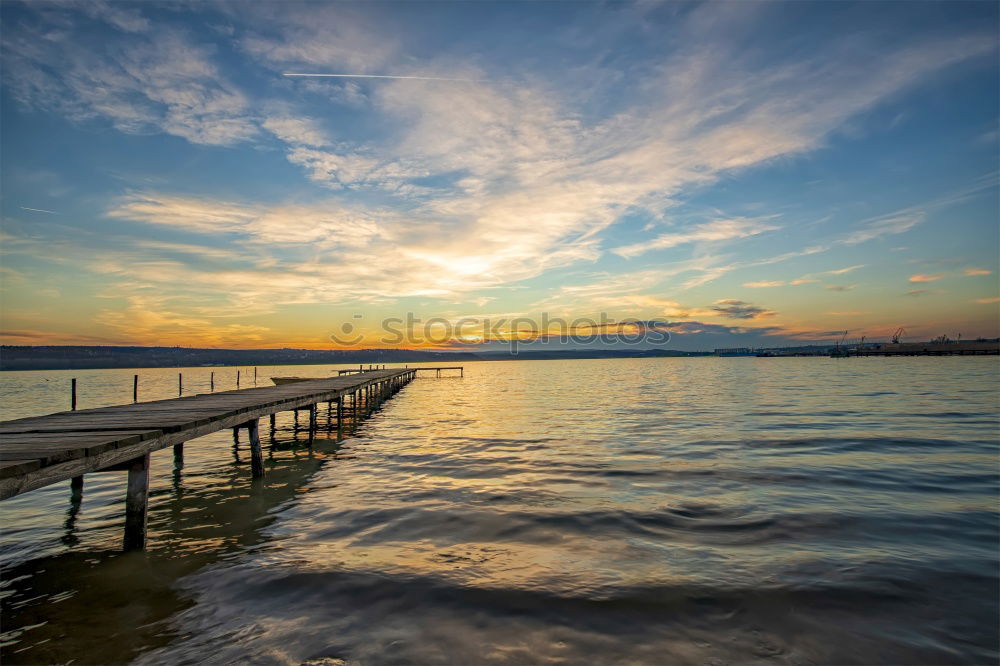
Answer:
[2,342,996,371]
[0,345,712,371]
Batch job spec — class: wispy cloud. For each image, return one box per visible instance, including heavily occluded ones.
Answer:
[909,274,944,282]
[825,284,857,292]
[711,299,776,320]
[613,218,779,259]
[964,267,992,276]
[19,207,58,214]
[826,264,864,275]
[283,73,482,82]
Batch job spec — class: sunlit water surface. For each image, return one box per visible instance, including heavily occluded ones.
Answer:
[1,358,997,665]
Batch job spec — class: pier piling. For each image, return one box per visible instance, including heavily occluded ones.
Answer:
[248,420,264,478]
[123,454,150,551]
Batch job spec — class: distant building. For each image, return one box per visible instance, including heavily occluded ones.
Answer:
[714,348,754,356]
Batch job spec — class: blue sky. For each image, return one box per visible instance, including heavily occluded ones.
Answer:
[1,1,997,350]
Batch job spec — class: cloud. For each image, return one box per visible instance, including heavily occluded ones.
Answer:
[825,284,856,291]
[975,297,1000,304]
[909,274,944,282]
[964,268,992,276]
[2,17,255,145]
[826,264,864,275]
[906,289,939,297]
[261,116,329,147]
[3,3,996,345]
[613,218,779,258]
[842,213,924,245]
[710,299,776,320]
[107,194,258,233]
[81,1,151,33]
[743,280,784,288]
[106,193,384,247]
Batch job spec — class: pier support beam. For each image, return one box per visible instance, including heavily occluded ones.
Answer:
[248,419,264,478]
[70,475,83,497]
[123,453,151,551]
[173,443,184,468]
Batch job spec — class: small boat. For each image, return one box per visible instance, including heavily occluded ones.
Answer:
[270,377,312,385]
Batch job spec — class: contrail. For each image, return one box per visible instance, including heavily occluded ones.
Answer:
[283,73,480,82]
[20,207,57,214]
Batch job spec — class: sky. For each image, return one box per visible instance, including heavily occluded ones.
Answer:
[0,1,998,352]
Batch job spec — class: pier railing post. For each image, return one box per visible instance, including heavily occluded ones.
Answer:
[123,453,151,551]
[248,419,264,477]
[133,374,138,403]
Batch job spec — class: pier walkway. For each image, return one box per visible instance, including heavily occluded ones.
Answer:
[0,368,417,549]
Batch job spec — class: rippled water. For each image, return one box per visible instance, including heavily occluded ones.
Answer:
[1,358,998,665]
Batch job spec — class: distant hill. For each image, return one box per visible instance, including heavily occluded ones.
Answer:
[0,345,710,371]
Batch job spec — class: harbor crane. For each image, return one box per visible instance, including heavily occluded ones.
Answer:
[891,327,905,344]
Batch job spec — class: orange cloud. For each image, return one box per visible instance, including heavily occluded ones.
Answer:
[964,268,992,276]
[908,274,943,282]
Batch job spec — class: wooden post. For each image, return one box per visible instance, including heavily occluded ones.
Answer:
[210,372,215,392]
[71,378,77,411]
[173,443,184,467]
[133,375,138,403]
[336,397,343,438]
[308,404,317,446]
[123,453,151,551]
[178,372,183,397]
[232,426,240,445]
[237,370,241,389]
[70,475,84,497]
[248,419,264,477]
[254,367,258,385]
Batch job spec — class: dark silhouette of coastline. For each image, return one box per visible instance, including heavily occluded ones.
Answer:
[0,345,713,371]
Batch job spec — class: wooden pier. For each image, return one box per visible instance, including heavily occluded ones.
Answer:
[0,369,417,550]
[338,366,464,377]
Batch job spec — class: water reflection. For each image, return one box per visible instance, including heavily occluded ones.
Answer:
[1,359,998,665]
[1,406,358,663]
